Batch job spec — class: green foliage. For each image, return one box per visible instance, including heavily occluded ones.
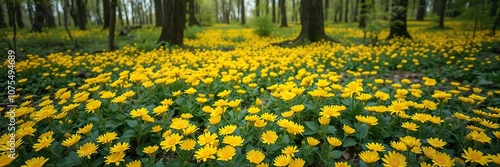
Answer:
[184,26,203,39]
[196,0,215,26]
[252,16,274,37]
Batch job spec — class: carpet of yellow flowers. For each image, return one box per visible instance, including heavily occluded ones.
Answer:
[1,24,500,167]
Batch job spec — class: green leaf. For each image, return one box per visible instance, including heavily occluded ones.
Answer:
[180,106,190,113]
[154,158,166,167]
[126,119,138,128]
[356,123,368,139]
[52,141,63,155]
[120,129,136,140]
[329,150,343,159]
[304,121,319,131]
[56,151,81,167]
[343,138,357,147]
[326,126,337,134]
[232,154,246,167]
[89,157,104,167]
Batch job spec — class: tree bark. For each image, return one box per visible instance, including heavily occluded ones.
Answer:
[359,0,367,28]
[57,1,62,26]
[158,0,187,46]
[292,0,296,22]
[103,0,110,28]
[279,0,288,27]
[0,4,6,28]
[266,0,269,14]
[188,0,201,26]
[149,1,153,24]
[45,1,56,28]
[124,2,129,25]
[76,0,86,30]
[416,0,425,21]
[438,0,446,28]
[109,0,117,50]
[95,0,102,25]
[337,0,343,22]
[387,0,412,39]
[155,0,163,26]
[344,0,348,22]
[27,0,34,27]
[353,0,359,22]
[324,0,329,20]
[490,0,497,17]
[118,0,124,26]
[273,0,339,46]
[6,2,15,27]
[272,0,276,23]
[256,0,260,17]
[491,12,499,36]
[63,0,78,50]
[32,0,55,32]
[241,0,246,24]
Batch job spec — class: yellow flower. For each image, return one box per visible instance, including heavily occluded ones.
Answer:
[126,160,142,167]
[62,134,81,147]
[248,107,260,114]
[399,136,421,148]
[228,99,241,108]
[104,152,125,166]
[359,150,380,163]
[390,141,407,151]
[319,105,346,118]
[196,97,208,103]
[0,153,15,166]
[318,116,331,125]
[223,135,244,147]
[489,153,500,165]
[306,137,320,146]
[290,105,305,112]
[288,158,306,167]
[387,100,408,114]
[366,142,385,152]
[21,156,49,167]
[160,133,183,152]
[32,136,54,152]
[130,108,148,118]
[430,151,454,167]
[110,142,129,153]
[422,100,437,110]
[246,149,265,164]
[342,81,363,97]
[217,90,232,98]
[184,87,197,95]
[427,137,446,149]
[261,113,277,122]
[261,130,278,145]
[382,151,407,167]
[77,124,93,135]
[97,132,119,144]
[77,142,99,159]
[356,93,373,101]
[170,118,190,130]
[334,162,351,167]
[327,137,342,147]
[401,122,419,131]
[356,115,379,126]
[219,125,237,135]
[198,132,218,146]
[217,146,236,161]
[180,139,196,150]
[280,91,296,101]
[281,146,299,157]
[194,144,217,162]
[151,125,163,133]
[143,145,159,154]
[461,147,489,165]
[343,124,356,134]
[111,95,127,103]
[100,91,115,99]
[85,99,101,113]
[468,131,491,144]
[273,154,292,166]
[375,91,390,101]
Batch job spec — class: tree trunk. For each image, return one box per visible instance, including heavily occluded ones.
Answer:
[241,0,246,24]
[155,0,163,26]
[109,0,117,50]
[491,12,500,36]
[27,0,34,27]
[266,0,269,14]
[57,1,62,26]
[188,0,201,26]
[338,0,343,22]
[490,0,497,17]
[6,2,15,27]
[0,4,6,28]
[158,0,187,46]
[118,0,124,26]
[32,0,55,32]
[432,0,438,14]
[138,1,143,25]
[292,0,296,22]
[359,0,367,28]
[324,0,329,20]
[130,0,135,24]
[272,0,276,23]
[387,0,412,39]
[124,2,129,25]
[353,0,359,22]
[438,0,446,28]
[103,0,110,28]
[45,2,56,28]
[256,0,260,17]
[416,0,425,20]
[149,1,153,24]
[63,0,78,50]
[76,0,86,30]
[273,0,339,46]
[95,0,102,25]
[344,0,348,22]
[279,0,288,27]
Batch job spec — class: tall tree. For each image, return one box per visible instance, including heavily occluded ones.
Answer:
[32,0,54,32]
[57,1,62,26]
[241,0,245,24]
[188,0,200,26]
[63,0,78,50]
[109,0,117,50]
[416,0,425,21]
[344,0,349,22]
[123,2,129,25]
[337,0,343,22]
[103,0,110,28]
[265,0,269,14]
[359,0,368,28]
[279,0,287,27]
[27,0,34,26]
[158,0,187,46]
[45,1,56,27]
[273,0,339,46]
[292,0,296,22]
[271,0,276,23]
[324,0,329,20]
[7,2,25,28]
[95,0,103,25]
[256,0,260,17]
[0,4,6,28]
[438,0,446,28]
[387,0,412,39]
[155,0,163,26]
[353,0,359,21]
[76,0,86,30]
[118,1,124,26]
